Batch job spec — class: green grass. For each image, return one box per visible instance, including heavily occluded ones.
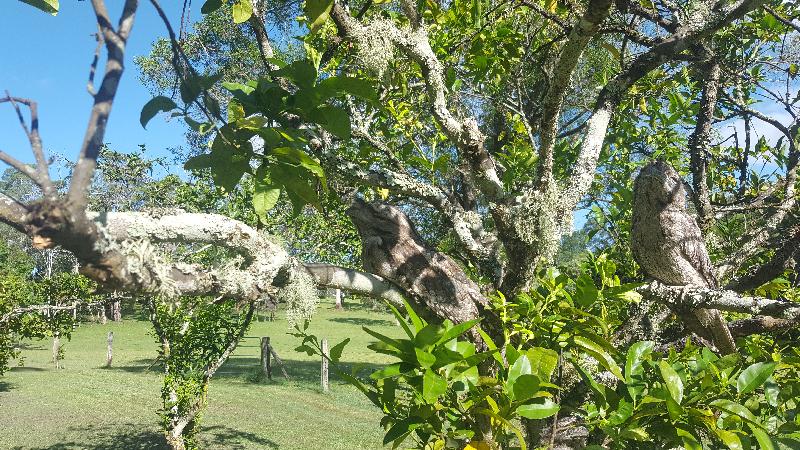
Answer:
[0,299,403,449]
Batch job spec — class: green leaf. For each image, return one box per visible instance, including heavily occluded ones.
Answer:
[508,354,531,385]
[516,399,559,419]
[232,0,253,23]
[200,0,223,14]
[511,374,540,402]
[304,0,334,32]
[414,323,444,347]
[274,59,318,90]
[318,76,378,102]
[748,425,777,450]
[384,302,414,339]
[715,428,744,450]
[329,338,349,361]
[403,300,424,332]
[711,400,765,429]
[436,319,480,345]
[415,348,436,368]
[140,96,178,129]
[370,362,414,380]
[19,0,58,15]
[383,418,415,446]
[270,147,325,180]
[676,428,702,450]
[528,347,559,382]
[573,335,624,380]
[764,378,779,407]
[422,369,447,403]
[626,341,654,401]
[659,360,684,404]
[736,361,777,395]
[313,105,351,139]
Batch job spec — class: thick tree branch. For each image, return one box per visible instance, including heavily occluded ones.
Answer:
[639,281,800,320]
[535,0,612,189]
[688,56,720,231]
[304,263,406,306]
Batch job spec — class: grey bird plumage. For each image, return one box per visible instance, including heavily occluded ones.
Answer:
[631,161,736,354]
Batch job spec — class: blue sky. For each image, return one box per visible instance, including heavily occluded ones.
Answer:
[0,2,199,166]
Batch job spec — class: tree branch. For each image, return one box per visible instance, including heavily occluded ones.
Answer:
[304,263,406,306]
[639,281,800,320]
[535,0,612,190]
[329,2,504,201]
[688,55,720,231]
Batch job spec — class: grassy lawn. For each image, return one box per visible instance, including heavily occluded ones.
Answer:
[0,299,402,449]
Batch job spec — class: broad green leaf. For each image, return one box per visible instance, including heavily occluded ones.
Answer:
[626,341,654,401]
[318,76,377,102]
[715,429,743,450]
[511,374,540,402]
[748,425,777,450]
[362,326,404,350]
[383,418,415,446]
[573,335,624,380]
[516,399,559,419]
[253,183,280,220]
[508,354,531,385]
[415,348,436,368]
[304,0,334,32]
[271,147,325,179]
[403,299,424,332]
[274,59,317,89]
[370,362,414,380]
[384,302,414,338]
[676,428,702,450]
[436,319,480,345]
[764,378,779,407]
[711,400,765,429]
[422,369,447,403]
[329,338,349,361]
[476,327,504,365]
[140,96,177,129]
[19,0,58,15]
[232,0,253,23]
[737,361,777,395]
[200,0,222,14]
[314,105,351,139]
[415,323,444,347]
[528,347,559,382]
[659,360,684,404]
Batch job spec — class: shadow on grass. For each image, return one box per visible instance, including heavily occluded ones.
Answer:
[9,366,46,372]
[0,380,14,392]
[214,357,383,386]
[14,422,278,450]
[327,317,395,327]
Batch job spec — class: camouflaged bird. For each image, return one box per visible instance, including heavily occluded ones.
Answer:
[631,161,736,354]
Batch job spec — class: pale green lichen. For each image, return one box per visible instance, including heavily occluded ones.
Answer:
[277,269,319,328]
[350,19,397,77]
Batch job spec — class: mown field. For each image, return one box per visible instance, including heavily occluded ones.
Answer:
[0,299,402,449]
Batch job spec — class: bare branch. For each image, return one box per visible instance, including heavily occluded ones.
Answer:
[0,95,55,196]
[67,0,139,214]
[0,192,28,233]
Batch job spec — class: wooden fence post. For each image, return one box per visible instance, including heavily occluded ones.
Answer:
[321,338,329,392]
[261,336,272,380]
[52,332,61,369]
[106,331,113,367]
